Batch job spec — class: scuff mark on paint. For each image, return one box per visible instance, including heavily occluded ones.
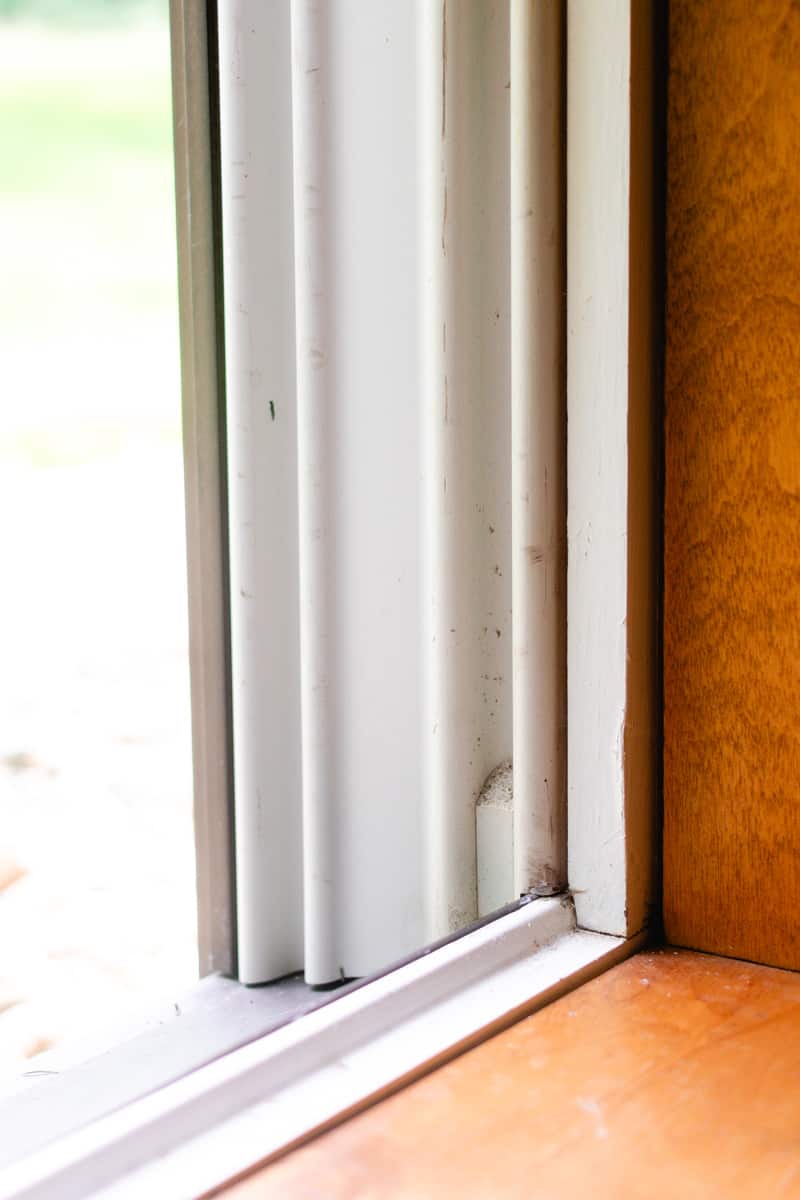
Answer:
[442,179,448,255]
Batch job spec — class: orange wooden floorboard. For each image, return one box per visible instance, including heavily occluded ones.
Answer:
[223,949,800,1199]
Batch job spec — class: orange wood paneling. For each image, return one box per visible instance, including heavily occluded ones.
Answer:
[664,0,800,967]
[221,949,800,1199]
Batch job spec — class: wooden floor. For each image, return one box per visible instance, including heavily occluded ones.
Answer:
[223,949,800,1199]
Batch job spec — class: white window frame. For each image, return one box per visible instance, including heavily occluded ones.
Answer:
[0,1,659,1196]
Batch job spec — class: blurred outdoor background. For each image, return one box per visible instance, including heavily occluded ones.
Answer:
[0,0,197,1071]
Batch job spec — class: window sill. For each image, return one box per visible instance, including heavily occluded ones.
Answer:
[229,948,800,1200]
[0,972,332,1174]
[0,898,645,1200]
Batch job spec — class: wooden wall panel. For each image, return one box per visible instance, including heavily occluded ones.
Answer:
[664,0,800,967]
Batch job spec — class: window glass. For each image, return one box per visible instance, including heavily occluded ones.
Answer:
[0,0,196,1072]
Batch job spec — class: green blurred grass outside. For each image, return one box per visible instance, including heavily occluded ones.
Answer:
[0,0,180,466]
[0,0,164,31]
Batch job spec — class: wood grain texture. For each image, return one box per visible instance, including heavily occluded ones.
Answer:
[221,949,800,1199]
[664,0,800,967]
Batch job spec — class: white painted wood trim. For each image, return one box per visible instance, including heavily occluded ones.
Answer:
[420,0,514,941]
[283,0,429,982]
[566,0,657,937]
[217,0,305,983]
[288,0,341,988]
[509,0,565,897]
[0,902,643,1200]
[567,0,630,938]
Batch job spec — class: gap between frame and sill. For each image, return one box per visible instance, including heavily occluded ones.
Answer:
[0,898,648,1200]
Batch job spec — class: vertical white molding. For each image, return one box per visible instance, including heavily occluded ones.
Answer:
[291,0,425,983]
[568,0,629,936]
[218,1,304,983]
[567,0,656,937]
[289,0,340,987]
[510,0,565,897]
[421,0,513,939]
